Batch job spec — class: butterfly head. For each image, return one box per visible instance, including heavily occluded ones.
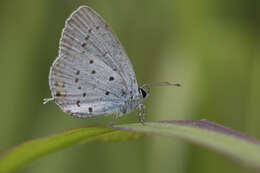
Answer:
[138,82,181,101]
[138,87,150,100]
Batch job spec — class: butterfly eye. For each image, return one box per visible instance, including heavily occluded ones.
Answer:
[138,88,147,99]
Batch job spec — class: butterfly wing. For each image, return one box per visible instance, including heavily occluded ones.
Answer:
[48,6,138,118]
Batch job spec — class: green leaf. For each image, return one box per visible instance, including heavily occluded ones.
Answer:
[0,127,143,173]
[1,119,260,173]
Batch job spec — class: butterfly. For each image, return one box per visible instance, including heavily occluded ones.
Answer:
[44,6,180,123]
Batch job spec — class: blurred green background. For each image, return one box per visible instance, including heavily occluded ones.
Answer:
[0,0,259,172]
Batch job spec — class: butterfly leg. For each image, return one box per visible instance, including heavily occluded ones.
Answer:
[43,97,54,104]
[111,111,120,125]
[137,104,146,125]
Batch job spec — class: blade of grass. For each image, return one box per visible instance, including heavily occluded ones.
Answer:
[0,127,142,173]
[0,119,260,173]
[115,120,260,169]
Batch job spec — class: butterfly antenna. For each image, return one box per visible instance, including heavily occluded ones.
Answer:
[142,82,182,88]
[43,97,55,104]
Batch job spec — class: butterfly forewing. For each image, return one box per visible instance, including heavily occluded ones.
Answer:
[49,6,138,117]
[62,6,137,89]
